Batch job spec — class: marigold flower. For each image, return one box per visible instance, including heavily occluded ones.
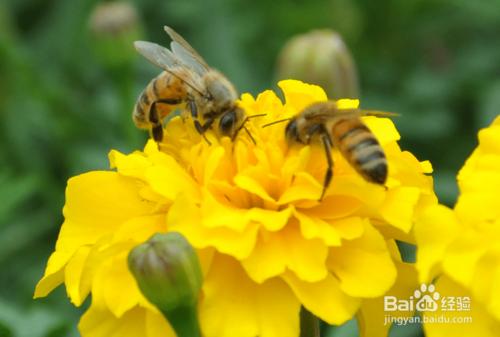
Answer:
[415,116,500,336]
[35,80,435,337]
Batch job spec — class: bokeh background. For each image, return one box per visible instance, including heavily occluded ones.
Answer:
[1,0,500,336]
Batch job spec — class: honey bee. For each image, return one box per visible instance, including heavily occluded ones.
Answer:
[266,101,394,200]
[133,26,254,143]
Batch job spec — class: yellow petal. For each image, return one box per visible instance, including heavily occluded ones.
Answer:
[238,90,284,124]
[281,146,311,185]
[337,99,360,109]
[414,204,461,283]
[327,223,397,297]
[363,117,400,145]
[234,174,277,203]
[92,250,144,317]
[79,305,176,337]
[108,150,151,180]
[328,175,386,208]
[280,223,329,282]
[420,160,433,173]
[477,122,500,154]
[145,310,176,337]
[76,238,138,308]
[203,145,226,184]
[63,217,165,307]
[201,190,250,231]
[143,139,160,156]
[278,79,327,113]
[423,276,500,337]
[329,217,366,240]
[199,189,291,232]
[455,189,500,226]
[110,215,167,244]
[200,254,300,337]
[282,271,360,325]
[68,215,167,310]
[442,228,489,288]
[294,210,341,246]
[242,223,328,283]
[238,92,256,108]
[36,171,154,298]
[278,172,323,204]
[304,195,362,220]
[357,261,418,337]
[33,254,65,298]
[61,171,154,250]
[65,246,91,306]
[459,153,500,185]
[168,194,259,259]
[470,248,500,320]
[247,207,292,231]
[241,231,287,283]
[144,157,198,200]
[379,186,421,232]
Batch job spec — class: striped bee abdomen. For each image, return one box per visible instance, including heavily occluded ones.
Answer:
[132,72,187,129]
[132,76,158,129]
[331,118,388,184]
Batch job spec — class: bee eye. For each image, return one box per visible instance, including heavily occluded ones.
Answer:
[285,120,299,141]
[219,111,235,135]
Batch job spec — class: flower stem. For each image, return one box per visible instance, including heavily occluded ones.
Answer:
[300,307,320,337]
[161,304,202,337]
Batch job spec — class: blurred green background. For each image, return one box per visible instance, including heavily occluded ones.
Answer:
[1,0,499,336]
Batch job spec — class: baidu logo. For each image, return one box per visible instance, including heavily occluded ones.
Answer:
[414,283,440,312]
[383,283,472,326]
[384,283,471,313]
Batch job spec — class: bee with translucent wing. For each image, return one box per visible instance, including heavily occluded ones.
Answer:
[133,26,255,144]
[265,101,396,200]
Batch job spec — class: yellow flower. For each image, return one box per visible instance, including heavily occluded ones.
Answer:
[415,116,500,337]
[35,80,435,337]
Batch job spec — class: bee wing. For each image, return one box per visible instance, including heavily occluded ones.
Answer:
[315,109,398,118]
[134,40,181,70]
[357,110,399,117]
[307,109,399,121]
[134,40,208,96]
[164,26,210,75]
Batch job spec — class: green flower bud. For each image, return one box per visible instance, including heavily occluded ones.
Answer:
[276,30,359,99]
[128,232,202,337]
[88,1,142,67]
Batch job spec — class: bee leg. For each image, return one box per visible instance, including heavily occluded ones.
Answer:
[151,124,163,142]
[320,133,334,201]
[200,118,214,132]
[149,98,184,142]
[149,102,163,142]
[188,100,198,118]
[194,119,213,145]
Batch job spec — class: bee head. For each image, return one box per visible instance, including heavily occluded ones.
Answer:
[285,119,300,142]
[219,107,244,138]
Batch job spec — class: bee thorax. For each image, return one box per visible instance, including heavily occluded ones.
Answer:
[204,71,238,104]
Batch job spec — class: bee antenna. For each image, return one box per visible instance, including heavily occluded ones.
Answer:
[232,116,259,145]
[262,118,292,128]
[243,126,256,145]
[247,113,267,119]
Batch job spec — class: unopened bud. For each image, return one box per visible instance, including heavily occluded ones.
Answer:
[128,232,202,337]
[90,1,139,36]
[88,1,141,67]
[276,30,359,99]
